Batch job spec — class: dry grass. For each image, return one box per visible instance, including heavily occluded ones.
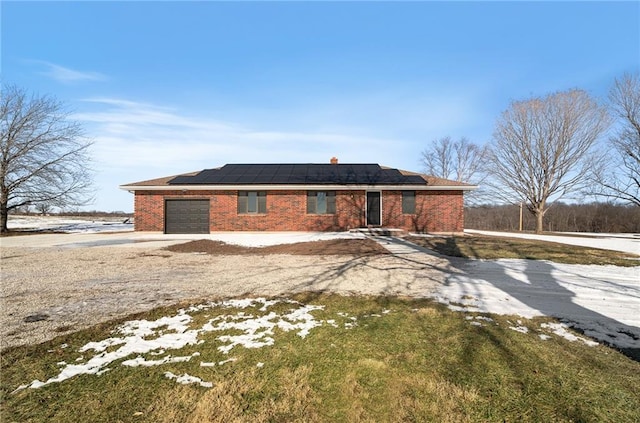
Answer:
[407,235,640,266]
[144,366,320,423]
[2,294,639,422]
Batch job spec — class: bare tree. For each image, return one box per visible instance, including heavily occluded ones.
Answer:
[35,203,53,216]
[421,136,455,180]
[486,89,609,233]
[421,136,487,206]
[0,85,93,232]
[589,72,640,206]
[421,136,486,183]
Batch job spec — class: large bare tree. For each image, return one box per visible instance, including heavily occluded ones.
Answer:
[0,85,93,232]
[486,89,609,233]
[589,72,640,206]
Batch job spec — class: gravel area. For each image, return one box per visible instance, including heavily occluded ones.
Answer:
[1,241,448,350]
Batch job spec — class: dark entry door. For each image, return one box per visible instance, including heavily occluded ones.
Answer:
[366,192,381,226]
[165,199,210,234]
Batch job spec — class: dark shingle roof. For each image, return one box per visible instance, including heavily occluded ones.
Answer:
[168,164,427,185]
[122,172,200,187]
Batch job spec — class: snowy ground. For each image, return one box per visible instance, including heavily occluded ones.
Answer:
[441,258,639,349]
[7,215,134,233]
[376,237,640,355]
[3,219,639,358]
[14,298,331,392]
[465,229,640,255]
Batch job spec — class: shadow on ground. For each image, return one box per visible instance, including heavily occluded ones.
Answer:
[381,236,640,362]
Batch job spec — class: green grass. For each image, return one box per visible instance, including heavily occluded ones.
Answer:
[407,235,640,266]
[2,294,639,422]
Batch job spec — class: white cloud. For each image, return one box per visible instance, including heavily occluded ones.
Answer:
[75,97,407,173]
[34,60,107,83]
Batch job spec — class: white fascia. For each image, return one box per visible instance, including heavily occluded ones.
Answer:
[119,184,478,192]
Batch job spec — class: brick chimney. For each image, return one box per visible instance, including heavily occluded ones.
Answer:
[330,157,338,164]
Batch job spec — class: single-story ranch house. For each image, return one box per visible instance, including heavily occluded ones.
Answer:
[120,160,477,234]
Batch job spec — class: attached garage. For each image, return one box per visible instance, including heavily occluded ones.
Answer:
[164,199,210,234]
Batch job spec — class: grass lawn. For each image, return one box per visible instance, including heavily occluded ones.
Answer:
[407,235,640,266]
[2,294,639,423]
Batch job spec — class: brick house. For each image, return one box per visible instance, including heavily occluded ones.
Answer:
[120,161,476,234]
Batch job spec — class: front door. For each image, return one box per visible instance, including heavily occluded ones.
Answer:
[366,192,381,226]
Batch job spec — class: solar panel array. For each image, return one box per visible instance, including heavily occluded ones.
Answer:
[168,164,427,186]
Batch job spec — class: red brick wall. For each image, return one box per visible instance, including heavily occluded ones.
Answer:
[382,190,464,233]
[212,190,356,231]
[133,189,464,233]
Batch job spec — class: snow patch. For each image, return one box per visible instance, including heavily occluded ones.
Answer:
[218,357,238,366]
[541,323,599,346]
[466,315,495,327]
[164,372,213,388]
[465,316,494,323]
[12,298,328,392]
[122,352,199,367]
[209,303,324,354]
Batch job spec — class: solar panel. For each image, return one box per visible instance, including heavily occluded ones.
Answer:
[167,164,428,186]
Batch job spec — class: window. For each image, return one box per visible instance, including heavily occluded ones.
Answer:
[238,191,266,214]
[307,191,336,214]
[402,191,416,214]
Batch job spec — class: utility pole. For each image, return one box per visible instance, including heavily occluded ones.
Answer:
[519,202,523,232]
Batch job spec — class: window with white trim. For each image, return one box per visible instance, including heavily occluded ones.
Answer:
[307,191,336,214]
[238,191,267,214]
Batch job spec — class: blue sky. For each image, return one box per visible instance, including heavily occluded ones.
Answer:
[2,1,639,212]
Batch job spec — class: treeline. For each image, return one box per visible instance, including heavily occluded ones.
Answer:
[466,202,640,233]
